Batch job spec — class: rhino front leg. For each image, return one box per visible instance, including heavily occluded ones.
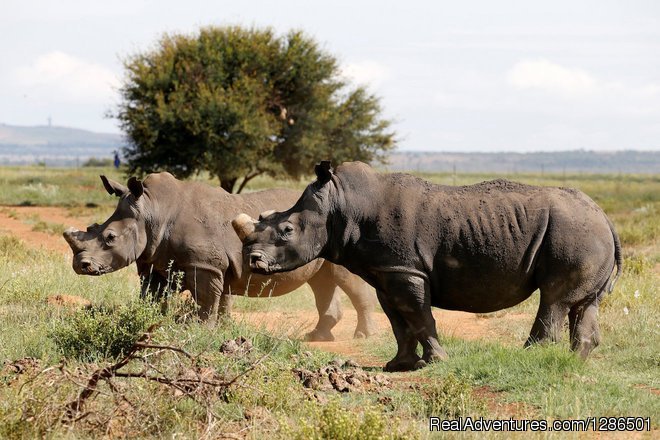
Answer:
[380,273,448,371]
[377,288,421,372]
[137,262,169,301]
[185,268,224,324]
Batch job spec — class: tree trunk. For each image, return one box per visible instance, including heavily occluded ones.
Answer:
[235,170,264,194]
[220,178,237,193]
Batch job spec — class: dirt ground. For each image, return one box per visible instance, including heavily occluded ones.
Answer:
[0,206,91,255]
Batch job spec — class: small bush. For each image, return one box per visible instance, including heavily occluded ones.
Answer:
[417,373,482,418]
[49,300,161,361]
[282,399,416,440]
[82,157,114,167]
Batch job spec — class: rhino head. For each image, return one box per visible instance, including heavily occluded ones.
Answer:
[232,161,335,274]
[63,175,148,276]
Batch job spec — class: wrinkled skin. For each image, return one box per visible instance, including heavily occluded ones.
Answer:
[235,161,622,371]
[63,172,377,340]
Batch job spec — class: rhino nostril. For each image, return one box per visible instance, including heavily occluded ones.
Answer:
[80,260,92,271]
[249,253,261,266]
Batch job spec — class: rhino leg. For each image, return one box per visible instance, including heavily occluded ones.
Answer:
[568,300,601,359]
[305,275,342,341]
[531,254,611,356]
[185,268,223,324]
[330,265,377,339]
[219,293,234,317]
[378,288,421,372]
[137,263,169,301]
[378,274,448,372]
[525,300,570,346]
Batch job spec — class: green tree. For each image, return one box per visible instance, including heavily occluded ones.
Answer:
[114,26,396,193]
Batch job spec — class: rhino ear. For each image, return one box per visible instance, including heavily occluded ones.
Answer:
[314,160,333,184]
[258,210,276,221]
[127,177,144,199]
[100,175,128,197]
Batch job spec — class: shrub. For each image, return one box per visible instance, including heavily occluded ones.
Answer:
[49,300,161,361]
[82,157,114,167]
[417,373,480,418]
[281,399,416,440]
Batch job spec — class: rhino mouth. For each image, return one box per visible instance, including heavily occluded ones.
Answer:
[73,257,113,276]
[247,251,281,274]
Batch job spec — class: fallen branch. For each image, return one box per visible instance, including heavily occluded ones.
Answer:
[64,323,159,419]
[63,325,268,426]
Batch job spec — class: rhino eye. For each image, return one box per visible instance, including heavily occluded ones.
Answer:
[105,232,117,244]
[280,224,294,237]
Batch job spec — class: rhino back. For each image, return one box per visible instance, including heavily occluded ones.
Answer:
[335,169,613,311]
[143,175,300,271]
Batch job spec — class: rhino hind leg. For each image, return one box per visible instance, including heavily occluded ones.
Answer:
[525,300,570,347]
[568,300,601,359]
[305,276,342,342]
[330,264,377,339]
[530,261,610,356]
[185,268,223,324]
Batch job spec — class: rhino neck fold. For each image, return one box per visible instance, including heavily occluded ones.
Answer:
[135,193,170,265]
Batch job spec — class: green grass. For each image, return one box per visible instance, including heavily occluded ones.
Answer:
[0,166,658,438]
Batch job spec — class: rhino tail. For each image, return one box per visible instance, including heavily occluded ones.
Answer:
[605,216,623,294]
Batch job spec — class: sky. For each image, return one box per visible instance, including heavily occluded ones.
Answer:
[1,0,659,152]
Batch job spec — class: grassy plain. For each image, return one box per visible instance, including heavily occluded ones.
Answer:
[0,166,657,438]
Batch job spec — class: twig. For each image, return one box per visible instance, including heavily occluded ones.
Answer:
[134,342,194,359]
[112,372,224,388]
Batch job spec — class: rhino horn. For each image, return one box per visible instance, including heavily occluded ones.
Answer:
[231,214,257,242]
[63,227,84,253]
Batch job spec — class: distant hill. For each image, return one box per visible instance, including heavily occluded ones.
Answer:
[0,123,122,165]
[385,151,660,174]
[1,122,658,173]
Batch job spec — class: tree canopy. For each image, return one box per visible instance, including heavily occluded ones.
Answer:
[114,26,396,192]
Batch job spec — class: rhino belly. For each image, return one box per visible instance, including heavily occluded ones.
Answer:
[429,258,538,313]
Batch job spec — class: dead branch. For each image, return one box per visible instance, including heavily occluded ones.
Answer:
[64,323,159,419]
[63,323,268,429]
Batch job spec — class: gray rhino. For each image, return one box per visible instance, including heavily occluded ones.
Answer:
[233,161,622,371]
[62,172,376,341]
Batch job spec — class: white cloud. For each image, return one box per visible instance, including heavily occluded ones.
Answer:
[342,60,390,88]
[12,51,119,103]
[506,58,599,98]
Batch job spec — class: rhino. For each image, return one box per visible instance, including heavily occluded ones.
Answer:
[233,161,622,371]
[62,172,376,341]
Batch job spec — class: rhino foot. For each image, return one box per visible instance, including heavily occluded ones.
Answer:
[413,359,427,370]
[353,323,376,339]
[305,328,335,342]
[384,355,422,372]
